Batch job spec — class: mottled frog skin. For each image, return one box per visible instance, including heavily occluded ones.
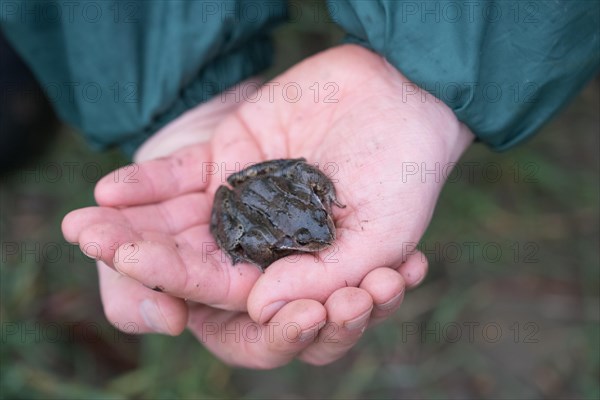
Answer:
[210,158,344,270]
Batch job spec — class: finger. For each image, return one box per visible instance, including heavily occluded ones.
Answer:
[76,220,179,269]
[74,217,261,310]
[62,192,212,242]
[62,207,129,244]
[112,226,262,310]
[187,299,326,369]
[94,142,212,207]
[299,287,373,366]
[246,228,405,324]
[78,222,141,268]
[119,192,212,233]
[98,261,188,335]
[397,250,428,289]
[63,192,213,269]
[359,267,405,325]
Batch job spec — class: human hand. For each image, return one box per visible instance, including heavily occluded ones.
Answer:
[63,44,473,367]
[61,77,425,367]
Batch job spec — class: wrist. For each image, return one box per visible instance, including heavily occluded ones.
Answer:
[379,49,475,166]
[327,44,474,167]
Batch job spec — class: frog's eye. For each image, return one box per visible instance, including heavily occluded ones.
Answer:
[295,228,311,245]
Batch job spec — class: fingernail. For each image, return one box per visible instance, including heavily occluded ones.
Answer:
[258,301,287,324]
[81,243,102,261]
[376,291,405,311]
[114,242,138,276]
[411,272,425,286]
[344,308,372,331]
[140,299,171,334]
[299,320,326,342]
[405,270,426,288]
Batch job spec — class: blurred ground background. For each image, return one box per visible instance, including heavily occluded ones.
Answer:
[1,1,599,399]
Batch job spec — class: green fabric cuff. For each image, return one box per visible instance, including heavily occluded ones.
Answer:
[328,0,599,150]
[119,37,274,156]
[1,0,287,156]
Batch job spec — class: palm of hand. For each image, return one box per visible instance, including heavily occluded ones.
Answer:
[209,45,459,320]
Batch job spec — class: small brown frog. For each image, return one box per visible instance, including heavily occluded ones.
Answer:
[210,158,344,271]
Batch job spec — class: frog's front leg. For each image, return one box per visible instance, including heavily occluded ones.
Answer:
[227,158,307,187]
[285,162,346,210]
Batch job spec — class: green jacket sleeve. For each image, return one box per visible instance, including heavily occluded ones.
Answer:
[0,0,286,155]
[327,0,599,150]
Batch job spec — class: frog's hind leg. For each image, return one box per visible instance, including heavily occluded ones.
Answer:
[238,228,279,271]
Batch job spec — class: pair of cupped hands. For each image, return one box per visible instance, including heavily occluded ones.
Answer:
[62,45,474,368]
